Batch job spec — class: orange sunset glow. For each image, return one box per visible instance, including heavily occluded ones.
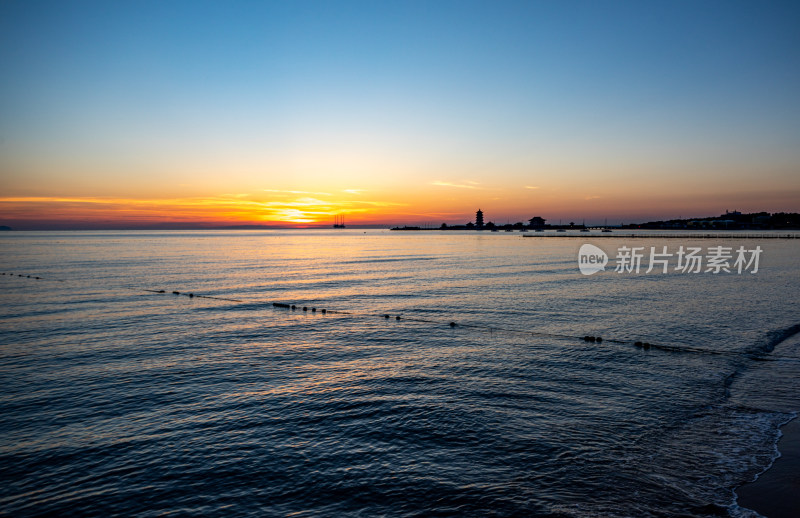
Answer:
[0,193,406,228]
[1,177,797,229]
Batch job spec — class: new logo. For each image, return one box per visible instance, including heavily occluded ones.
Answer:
[578,244,608,275]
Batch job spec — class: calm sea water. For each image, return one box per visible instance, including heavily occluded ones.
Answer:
[1,229,798,517]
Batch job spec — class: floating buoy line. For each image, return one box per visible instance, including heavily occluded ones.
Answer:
[1,270,795,361]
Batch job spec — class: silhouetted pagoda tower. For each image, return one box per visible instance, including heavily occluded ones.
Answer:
[476,209,484,228]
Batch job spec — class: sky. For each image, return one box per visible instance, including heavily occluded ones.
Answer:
[1,0,799,229]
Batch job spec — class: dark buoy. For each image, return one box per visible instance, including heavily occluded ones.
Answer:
[396,316,401,320]
[643,342,651,350]
[311,307,316,312]
[634,341,643,348]
[384,314,390,319]
[303,307,308,311]
[596,337,602,343]
[449,322,456,327]
[173,291,180,295]
[321,309,326,314]
[158,290,165,293]
[188,293,194,298]
[584,335,596,342]
[291,305,296,310]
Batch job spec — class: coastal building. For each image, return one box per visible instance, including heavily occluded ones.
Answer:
[528,216,546,229]
[753,214,771,226]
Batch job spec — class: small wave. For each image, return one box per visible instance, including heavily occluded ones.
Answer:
[339,256,438,264]
[195,301,269,312]
[731,412,798,518]
[748,323,800,356]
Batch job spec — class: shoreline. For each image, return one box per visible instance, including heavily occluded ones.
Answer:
[388,228,800,238]
[522,233,799,239]
[736,416,800,517]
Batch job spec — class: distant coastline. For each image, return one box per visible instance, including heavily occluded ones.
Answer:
[2,211,799,232]
[391,210,800,232]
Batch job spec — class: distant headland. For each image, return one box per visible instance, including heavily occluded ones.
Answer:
[391,210,800,231]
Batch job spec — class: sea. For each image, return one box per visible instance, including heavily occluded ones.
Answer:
[1,229,798,517]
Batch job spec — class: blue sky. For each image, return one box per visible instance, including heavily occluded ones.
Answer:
[1,1,799,226]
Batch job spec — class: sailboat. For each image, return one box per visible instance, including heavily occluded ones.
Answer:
[333,215,346,228]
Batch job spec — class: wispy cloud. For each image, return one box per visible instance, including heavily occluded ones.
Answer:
[261,197,331,207]
[525,185,540,190]
[263,189,331,196]
[585,195,601,200]
[413,212,468,217]
[432,181,479,189]
[0,193,405,225]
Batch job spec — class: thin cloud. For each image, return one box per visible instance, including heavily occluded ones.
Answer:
[432,181,478,189]
[350,200,406,207]
[413,212,467,217]
[263,189,331,196]
[525,186,540,190]
[261,197,331,207]
[585,196,601,200]
[0,194,404,225]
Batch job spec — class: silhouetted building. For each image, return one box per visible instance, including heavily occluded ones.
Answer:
[476,209,484,228]
[528,216,546,228]
[753,214,771,226]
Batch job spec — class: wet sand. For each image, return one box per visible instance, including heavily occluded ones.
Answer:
[736,418,800,517]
